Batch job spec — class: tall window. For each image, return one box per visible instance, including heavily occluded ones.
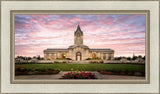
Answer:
[46,54,50,60]
[61,53,66,58]
[51,53,54,60]
[108,54,111,60]
[103,53,106,60]
[92,53,96,58]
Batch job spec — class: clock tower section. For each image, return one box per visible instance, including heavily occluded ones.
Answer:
[74,24,83,45]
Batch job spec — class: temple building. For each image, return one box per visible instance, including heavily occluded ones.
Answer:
[44,25,114,61]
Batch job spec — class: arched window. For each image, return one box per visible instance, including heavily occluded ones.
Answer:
[61,53,66,58]
[76,52,81,61]
[103,54,106,60]
[108,54,111,60]
[47,56,50,60]
[92,53,96,58]
[51,54,54,60]
[46,54,50,60]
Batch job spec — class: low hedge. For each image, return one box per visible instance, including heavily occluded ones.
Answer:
[15,66,60,75]
[97,69,145,76]
[90,60,104,64]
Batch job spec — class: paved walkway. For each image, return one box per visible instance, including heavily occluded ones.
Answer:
[15,71,145,80]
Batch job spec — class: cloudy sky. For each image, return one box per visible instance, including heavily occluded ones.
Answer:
[15,14,145,57]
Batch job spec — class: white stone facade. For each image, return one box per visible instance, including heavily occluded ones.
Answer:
[44,25,114,61]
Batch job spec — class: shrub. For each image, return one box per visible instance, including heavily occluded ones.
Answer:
[15,65,61,75]
[15,66,27,72]
[97,68,145,76]
[40,68,47,72]
[100,60,104,63]
[62,71,96,79]
[15,66,21,72]
[56,58,69,60]
[62,61,67,63]
[89,61,97,64]
[91,57,102,60]
[66,58,72,60]
[47,68,55,71]
[54,61,60,64]
[90,61,103,64]
[35,69,41,72]
[97,69,102,72]
[21,67,27,72]
[124,70,129,74]
[86,58,91,60]
[30,66,36,72]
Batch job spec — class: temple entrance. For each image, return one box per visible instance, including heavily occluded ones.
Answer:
[76,52,81,61]
[92,53,96,58]
[61,53,66,59]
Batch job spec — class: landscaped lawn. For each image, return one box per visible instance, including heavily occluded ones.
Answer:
[15,63,145,72]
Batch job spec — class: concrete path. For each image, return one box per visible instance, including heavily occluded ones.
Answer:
[15,71,145,80]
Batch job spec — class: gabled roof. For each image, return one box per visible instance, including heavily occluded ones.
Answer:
[90,48,114,52]
[68,44,89,49]
[44,48,68,52]
[46,48,67,50]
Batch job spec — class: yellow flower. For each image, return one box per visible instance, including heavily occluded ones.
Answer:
[71,68,73,71]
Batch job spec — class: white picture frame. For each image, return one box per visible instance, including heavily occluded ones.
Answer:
[1,0,159,94]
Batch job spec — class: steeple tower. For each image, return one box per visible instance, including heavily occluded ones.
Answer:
[74,24,83,45]
[133,53,135,57]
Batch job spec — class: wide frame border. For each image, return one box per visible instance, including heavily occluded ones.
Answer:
[10,10,150,84]
[1,0,159,94]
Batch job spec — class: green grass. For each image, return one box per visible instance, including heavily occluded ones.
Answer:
[15,63,145,72]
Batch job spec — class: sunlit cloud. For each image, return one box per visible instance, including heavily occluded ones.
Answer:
[15,14,145,57]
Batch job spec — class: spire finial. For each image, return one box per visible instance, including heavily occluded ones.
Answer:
[76,21,81,31]
[75,22,83,35]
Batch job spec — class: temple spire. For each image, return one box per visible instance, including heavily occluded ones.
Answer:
[74,23,83,45]
[76,24,81,31]
[133,53,135,58]
[75,23,83,35]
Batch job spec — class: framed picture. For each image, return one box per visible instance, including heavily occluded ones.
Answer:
[1,0,159,94]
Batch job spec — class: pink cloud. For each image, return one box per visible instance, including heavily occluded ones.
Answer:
[15,14,145,57]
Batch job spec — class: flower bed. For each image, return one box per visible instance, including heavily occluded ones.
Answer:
[15,66,60,75]
[97,69,145,76]
[62,71,96,79]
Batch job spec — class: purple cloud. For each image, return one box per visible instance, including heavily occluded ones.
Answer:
[15,14,145,57]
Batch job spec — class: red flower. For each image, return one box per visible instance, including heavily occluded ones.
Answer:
[62,71,96,79]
